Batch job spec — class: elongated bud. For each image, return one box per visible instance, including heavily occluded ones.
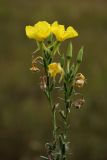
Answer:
[66,42,72,59]
[77,46,84,63]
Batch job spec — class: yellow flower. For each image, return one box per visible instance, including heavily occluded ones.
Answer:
[51,21,59,33]
[48,62,63,78]
[51,21,78,41]
[25,21,51,41]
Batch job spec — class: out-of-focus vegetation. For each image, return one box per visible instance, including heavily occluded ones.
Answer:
[0,0,107,159]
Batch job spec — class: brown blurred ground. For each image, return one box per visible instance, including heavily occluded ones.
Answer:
[0,0,107,159]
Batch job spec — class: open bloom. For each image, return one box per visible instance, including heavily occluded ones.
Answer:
[25,21,51,41]
[75,73,86,88]
[48,62,63,78]
[51,21,78,41]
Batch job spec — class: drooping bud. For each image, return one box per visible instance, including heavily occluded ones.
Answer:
[66,41,72,59]
[76,46,84,63]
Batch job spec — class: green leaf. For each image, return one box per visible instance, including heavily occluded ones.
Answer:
[59,135,65,155]
[64,83,67,92]
[59,110,66,120]
[49,83,54,92]
[47,34,53,44]
[40,156,49,159]
[51,41,61,55]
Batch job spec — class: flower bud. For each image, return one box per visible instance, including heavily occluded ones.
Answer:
[66,42,72,59]
[77,46,84,63]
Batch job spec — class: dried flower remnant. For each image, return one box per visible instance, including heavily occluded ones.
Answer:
[40,76,47,90]
[30,56,43,72]
[75,73,86,88]
[30,63,40,72]
[72,97,85,109]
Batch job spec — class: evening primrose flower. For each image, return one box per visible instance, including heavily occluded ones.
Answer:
[51,21,78,41]
[25,21,51,41]
[48,62,64,78]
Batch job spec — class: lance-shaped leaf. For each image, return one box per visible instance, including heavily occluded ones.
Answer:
[59,135,66,156]
[40,156,49,159]
[59,110,66,120]
[47,34,53,44]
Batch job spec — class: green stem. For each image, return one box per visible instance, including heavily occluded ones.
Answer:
[62,82,71,160]
[46,76,57,143]
[53,109,57,140]
[49,92,57,140]
[67,59,70,73]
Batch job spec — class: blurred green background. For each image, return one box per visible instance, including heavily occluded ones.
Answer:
[0,0,107,159]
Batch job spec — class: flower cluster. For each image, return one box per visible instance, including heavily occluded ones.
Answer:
[25,21,78,42]
[25,21,86,160]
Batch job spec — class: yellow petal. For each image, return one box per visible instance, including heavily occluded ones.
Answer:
[66,26,78,38]
[25,26,36,39]
[34,21,51,41]
[51,21,78,41]
[25,21,51,41]
[48,63,63,77]
[51,21,59,32]
[52,24,65,41]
